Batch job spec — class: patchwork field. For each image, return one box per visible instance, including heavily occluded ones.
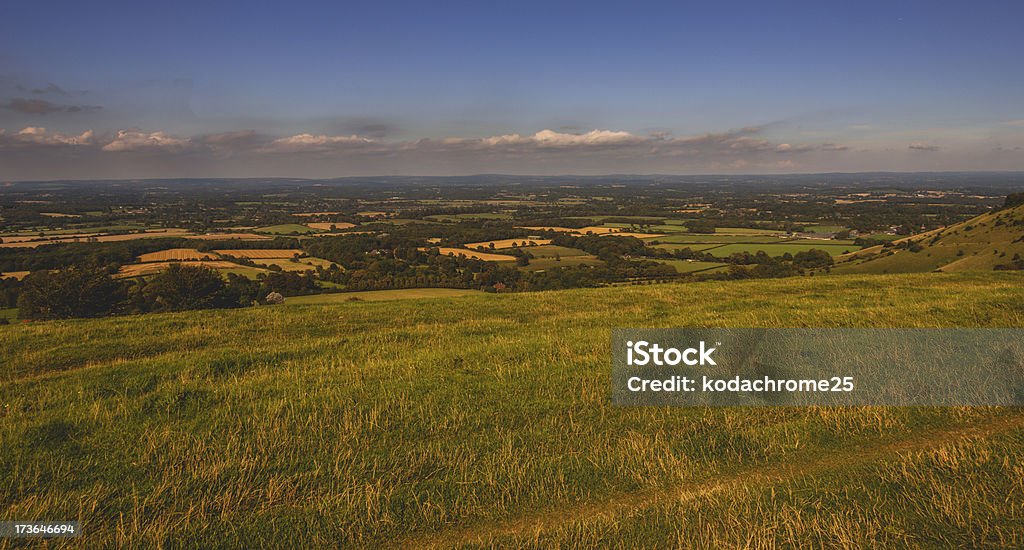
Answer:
[212,249,304,259]
[708,242,858,257]
[524,245,589,258]
[185,233,270,241]
[137,248,217,262]
[249,258,336,272]
[304,222,356,231]
[117,260,257,278]
[464,238,552,249]
[254,224,318,235]
[656,259,730,273]
[2,272,1023,547]
[520,255,604,271]
[431,247,517,262]
[0,229,192,248]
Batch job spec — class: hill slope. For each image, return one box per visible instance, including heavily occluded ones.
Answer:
[2,272,1024,547]
[833,203,1024,274]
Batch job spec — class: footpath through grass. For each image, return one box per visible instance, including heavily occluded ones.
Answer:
[1,272,1023,547]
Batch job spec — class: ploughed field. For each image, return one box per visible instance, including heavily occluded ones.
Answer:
[2,272,1024,547]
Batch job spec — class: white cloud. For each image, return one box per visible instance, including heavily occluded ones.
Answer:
[102,130,190,152]
[3,127,94,146]
[262,133,374,153]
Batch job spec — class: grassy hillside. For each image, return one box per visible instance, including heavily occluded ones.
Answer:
[2,272,1024,547]
[835,203,1024,274]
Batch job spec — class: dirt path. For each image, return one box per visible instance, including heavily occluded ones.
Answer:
[396,413,1024,549]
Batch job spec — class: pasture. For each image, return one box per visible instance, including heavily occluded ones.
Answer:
[1,272,1023,546]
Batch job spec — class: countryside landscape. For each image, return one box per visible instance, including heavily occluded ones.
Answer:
[4,0,1024,547]
[2,174,1024,546]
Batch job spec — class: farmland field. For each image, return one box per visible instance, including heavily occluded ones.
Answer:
[137,248,217,262]
[254,224,318,234]
[432,247,517,262]
[2,272,1023,547]
[708,242,858,257]
[645,234,791,244]
[463,238,552,249]
[520,255,604,270]
[212,249,304,259]
[524,245,589,258]
[656,259,730,273]
[116,260,259,278]
[249,257,337,272]
[304,222,356,231]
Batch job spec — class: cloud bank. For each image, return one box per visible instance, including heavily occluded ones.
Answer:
[1,124,1021,179]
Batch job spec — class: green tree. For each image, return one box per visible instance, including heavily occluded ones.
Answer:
[17,265,126,320]
[139,264,237,312]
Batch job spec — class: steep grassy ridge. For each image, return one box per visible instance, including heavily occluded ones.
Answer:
[835,204,1024,274]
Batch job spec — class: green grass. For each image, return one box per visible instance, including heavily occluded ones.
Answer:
[645,234,791,244]
[424,213,512,222]
[649,243,725,253]
[710,242,857,257]
[284,288,483,303]
[526,245,588,258]
[254,224,317,235]
[520,256,604,271]
[655,259,729,273]
[835,204,1024,275]
[0,308,17,321]
[1,272,1023,546]
[802,224,847,233]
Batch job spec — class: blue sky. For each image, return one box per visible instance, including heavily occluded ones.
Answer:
[1,0,1022,178]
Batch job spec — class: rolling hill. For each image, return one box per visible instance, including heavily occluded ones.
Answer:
[2,272,1024,547]
[834,203,1024,274]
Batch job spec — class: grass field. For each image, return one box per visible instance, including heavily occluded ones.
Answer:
[709,242,858,257]
[645,234,791,244]
[0,307,16,320]
[137,248,217,262]
[432,247,517,262]
[249,257,336,272]
[254,224,318,235]
[116,260,261,278]
[212,249,304,259]
[524,245,589,258]
[520,255,604,271]
[656,259,730,273]
[304,222,356,231]
[285,288,483,304]
[463,238,552,249]
[2,272,1023,546]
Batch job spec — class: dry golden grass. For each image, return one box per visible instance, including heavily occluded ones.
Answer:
[185,233,270,240]
[0,229,193,248]
[138,248,218,262]
[464,238,552,249]
[305,222,355,231]
[213,249,303,259]
[250,257,336,271]
[117,261,246,277]
[0,270,30,280]
[429,247,517,261]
